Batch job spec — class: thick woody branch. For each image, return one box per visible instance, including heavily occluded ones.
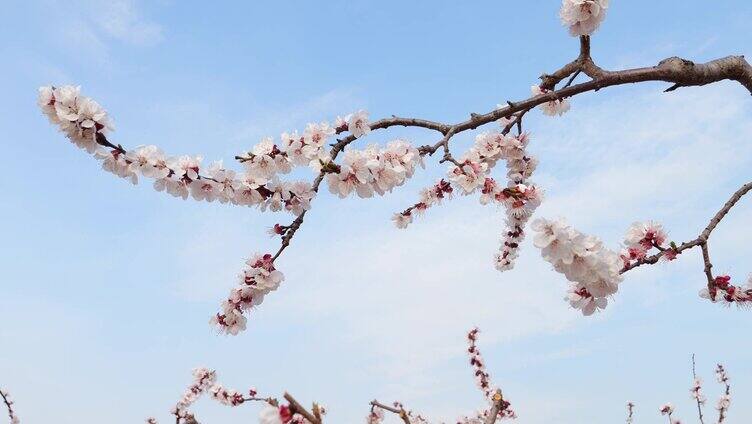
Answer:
[540,36,604,89]
[418,55,752,159]
[456,54,752,132]
[484,390,506,424]
[284,392,321,424]
[701,242,715,288]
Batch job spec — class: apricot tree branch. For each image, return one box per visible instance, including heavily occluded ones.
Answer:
[621,182,752,278]
[284,392,321,424]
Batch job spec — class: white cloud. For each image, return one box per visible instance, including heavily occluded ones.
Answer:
[54,0,163,59]
[94,0,164,45]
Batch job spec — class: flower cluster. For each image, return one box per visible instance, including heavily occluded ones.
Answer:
[279,124,331,168]
[659,402,674,416]
[0,388,19,424]
[715,364,731,420]
[619,221,678,267]
[147,367,323,424]
[211,253,284,335]
[391,179,453,229]
[173,368,218,420]
[38,85,113,153]
[38,86,316,216]
[474,131,541,272]
[532,218,623,315]
[157,367,313,424]
[365,407,385,424]
[206,110,370,186]
[326,140,422,198]
[624,221,667,250]
[259,403,300,424]
[489,181,543,271]
[336,110,371,139]
[559,0,610,36]
[689,377,706,405]
[440,130,542,271]
[210,384,246,407]
[531,85,571,116]
[699,275,752,305]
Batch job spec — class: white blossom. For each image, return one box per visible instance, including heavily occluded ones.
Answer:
[259,404,285,424]
[345,110,371,138]
[624,221,668,249]
[659,402,674,415]
[366,408,384,424]
[169,155,202,180]
[560,0,609,36]
[190,178,220,202]
[327,140,421,199]
[392,212,413,229]
[717,393,731,410]
[96,150,138,184]
[155,177,190,200]
[126,145,171,179]
[208,161,241,203]
[212,253,284,335]
[38,85,110,153]
[531,85,571,116]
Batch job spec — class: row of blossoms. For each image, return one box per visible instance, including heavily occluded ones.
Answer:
[38,87,388,217]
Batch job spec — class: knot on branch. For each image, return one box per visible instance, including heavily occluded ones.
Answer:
[658,56,696,71]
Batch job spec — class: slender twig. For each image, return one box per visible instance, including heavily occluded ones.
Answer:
[716,364,731,424]
[563,69,582,88]
[621,182,752,276]
[0,389,18,424]
[371,400,411,424]
[692,354,706,424]
[626,402,635,423]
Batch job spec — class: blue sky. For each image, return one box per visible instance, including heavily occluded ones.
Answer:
[2,1,752,423]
